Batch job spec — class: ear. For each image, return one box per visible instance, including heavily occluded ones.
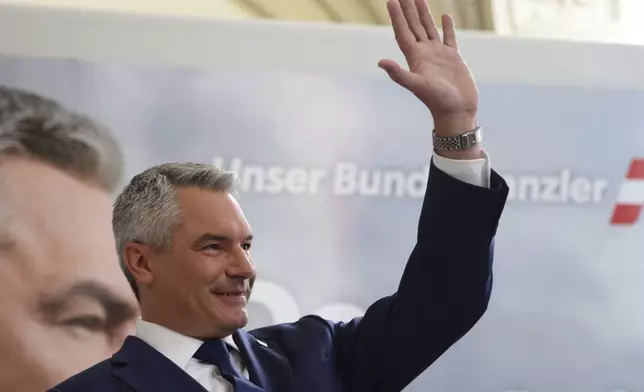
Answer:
[123,242,156,287]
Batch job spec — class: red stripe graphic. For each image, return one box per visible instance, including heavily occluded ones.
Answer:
[611,204,643,225]
[626,158,644,179]
[610,158,644,226]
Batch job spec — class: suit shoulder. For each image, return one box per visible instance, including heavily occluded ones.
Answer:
[250,314,336,339]
[249,315,345,359]
[249,315,351,356]
[52,359,112,391]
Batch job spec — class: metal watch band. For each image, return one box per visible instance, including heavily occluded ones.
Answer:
[432,126,482,151]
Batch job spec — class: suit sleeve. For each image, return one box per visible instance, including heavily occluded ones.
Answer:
[332,160,509,392]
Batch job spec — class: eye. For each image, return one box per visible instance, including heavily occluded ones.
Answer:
[242,243,252,251]
[203,244,221,251]
[60,315,107,333]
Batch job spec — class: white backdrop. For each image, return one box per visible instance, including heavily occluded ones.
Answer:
[0,3,643,88]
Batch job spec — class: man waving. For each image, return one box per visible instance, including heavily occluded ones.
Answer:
[51,1,508,391]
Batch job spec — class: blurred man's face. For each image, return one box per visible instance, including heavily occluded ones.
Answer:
[0,159,138,392]
[136,188,255,339]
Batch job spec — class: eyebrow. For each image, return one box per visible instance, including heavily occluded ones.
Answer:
[192,233,254,247]
[38,280,138,325]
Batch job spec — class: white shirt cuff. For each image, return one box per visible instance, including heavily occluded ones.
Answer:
[432,150,491,188]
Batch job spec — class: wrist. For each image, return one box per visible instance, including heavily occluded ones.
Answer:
[432,112,477,137]
[432,113,482,160]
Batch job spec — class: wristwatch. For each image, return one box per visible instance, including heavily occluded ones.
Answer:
[432,126,482,151]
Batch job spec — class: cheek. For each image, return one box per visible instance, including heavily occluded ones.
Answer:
[180,253,227,285]
[202,253,234,278]
[31,323,114,361]
[32,326,115,383]
[0,316,113,390]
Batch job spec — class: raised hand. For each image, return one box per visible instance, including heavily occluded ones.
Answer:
[378,0,478,136]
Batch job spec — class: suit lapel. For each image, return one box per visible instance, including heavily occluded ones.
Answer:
[111,336,206,392]
[233,330,293,392]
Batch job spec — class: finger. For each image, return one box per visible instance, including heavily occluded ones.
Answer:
[378,59,423,89]
[399,0,428,41]
[387,0,416,51]
[442,14,458,49]
[415,0,440,40]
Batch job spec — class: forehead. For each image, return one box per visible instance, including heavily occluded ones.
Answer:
[175,187,251,237]
[0,159,133,300]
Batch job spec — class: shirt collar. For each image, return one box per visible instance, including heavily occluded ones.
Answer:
[135,318,239,369]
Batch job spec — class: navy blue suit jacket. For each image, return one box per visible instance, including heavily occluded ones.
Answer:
[50,162,508,392]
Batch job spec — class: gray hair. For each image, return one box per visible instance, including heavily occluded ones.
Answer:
[113,162,237,299]
[0,85,123,192]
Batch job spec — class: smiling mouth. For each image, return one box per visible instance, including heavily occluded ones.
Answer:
[213,291,247,305]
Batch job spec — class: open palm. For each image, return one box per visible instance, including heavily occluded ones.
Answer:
[378,0,478,118]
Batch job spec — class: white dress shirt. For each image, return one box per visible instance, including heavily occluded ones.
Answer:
[136,319,248,392]
[135,151,491,392]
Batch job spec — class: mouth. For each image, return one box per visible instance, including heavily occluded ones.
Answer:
[213,291,247,306]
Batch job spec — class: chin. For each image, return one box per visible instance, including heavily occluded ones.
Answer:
[231,312,249,329]
[214,310,248,332]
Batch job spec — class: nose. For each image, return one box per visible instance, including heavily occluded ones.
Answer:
[227,247,255,280]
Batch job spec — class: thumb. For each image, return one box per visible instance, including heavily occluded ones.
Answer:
[378,59,419,89]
